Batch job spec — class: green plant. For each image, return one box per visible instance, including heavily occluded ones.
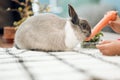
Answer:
[81,32,104,48]
[7,0,33,28]
[86,32,104,42]
[7,0,49,29]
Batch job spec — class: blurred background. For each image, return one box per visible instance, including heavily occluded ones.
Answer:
[0,0,120,34]
[37,0,120,33]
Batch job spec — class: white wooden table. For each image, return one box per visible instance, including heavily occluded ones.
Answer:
[0,32,120,80]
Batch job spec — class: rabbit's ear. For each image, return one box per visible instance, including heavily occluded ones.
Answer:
[68,4,79,25]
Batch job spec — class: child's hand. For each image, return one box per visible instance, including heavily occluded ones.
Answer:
[108,15,120,33]
[96,40,120,56]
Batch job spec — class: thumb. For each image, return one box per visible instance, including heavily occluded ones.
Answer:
[96,44,105,50]
[96,42,111,50]
[98,40,111,45]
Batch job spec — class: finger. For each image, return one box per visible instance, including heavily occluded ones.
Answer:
[108,22,115,28]
[108,21,115,24]
[96,41,112,50]
[108,21,112,24]
[108,20,120,27]
[101,50,116,56]
[98,40,111,45]
[99,49,111,56]
[111,21,120,24]
[96,44,105,50]
[108,21,116,25]
[98,48,112,56]
[116,15,120,20]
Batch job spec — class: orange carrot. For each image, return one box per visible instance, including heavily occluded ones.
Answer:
[86,11,117,41]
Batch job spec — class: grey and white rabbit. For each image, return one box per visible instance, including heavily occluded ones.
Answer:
[15,4,91,51]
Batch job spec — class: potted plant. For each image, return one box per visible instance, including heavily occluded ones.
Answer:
[2,0,49,43]
[2,0,33,43]
[2,26,16,43]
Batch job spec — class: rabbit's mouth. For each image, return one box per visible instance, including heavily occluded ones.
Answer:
[86,33,91,37]
[86,29,91,37]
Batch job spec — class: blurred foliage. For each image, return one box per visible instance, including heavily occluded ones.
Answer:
[7,0,33,29]
[33,1,50,13]
[7,0,49,29]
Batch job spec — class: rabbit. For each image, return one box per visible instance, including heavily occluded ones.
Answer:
[14,4,91,52]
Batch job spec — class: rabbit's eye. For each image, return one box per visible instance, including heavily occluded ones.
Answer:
[80,23,87,29]
[81,23,86,29]
[82,30,87,34]
[81,23,85,26]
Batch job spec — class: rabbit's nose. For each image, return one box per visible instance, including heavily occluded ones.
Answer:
[86,33,91,37]
[86,30,91,37]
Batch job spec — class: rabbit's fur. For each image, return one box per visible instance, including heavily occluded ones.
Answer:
[15,4,91,51]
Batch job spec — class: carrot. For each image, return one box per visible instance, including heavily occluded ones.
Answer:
[86,11,117,41]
